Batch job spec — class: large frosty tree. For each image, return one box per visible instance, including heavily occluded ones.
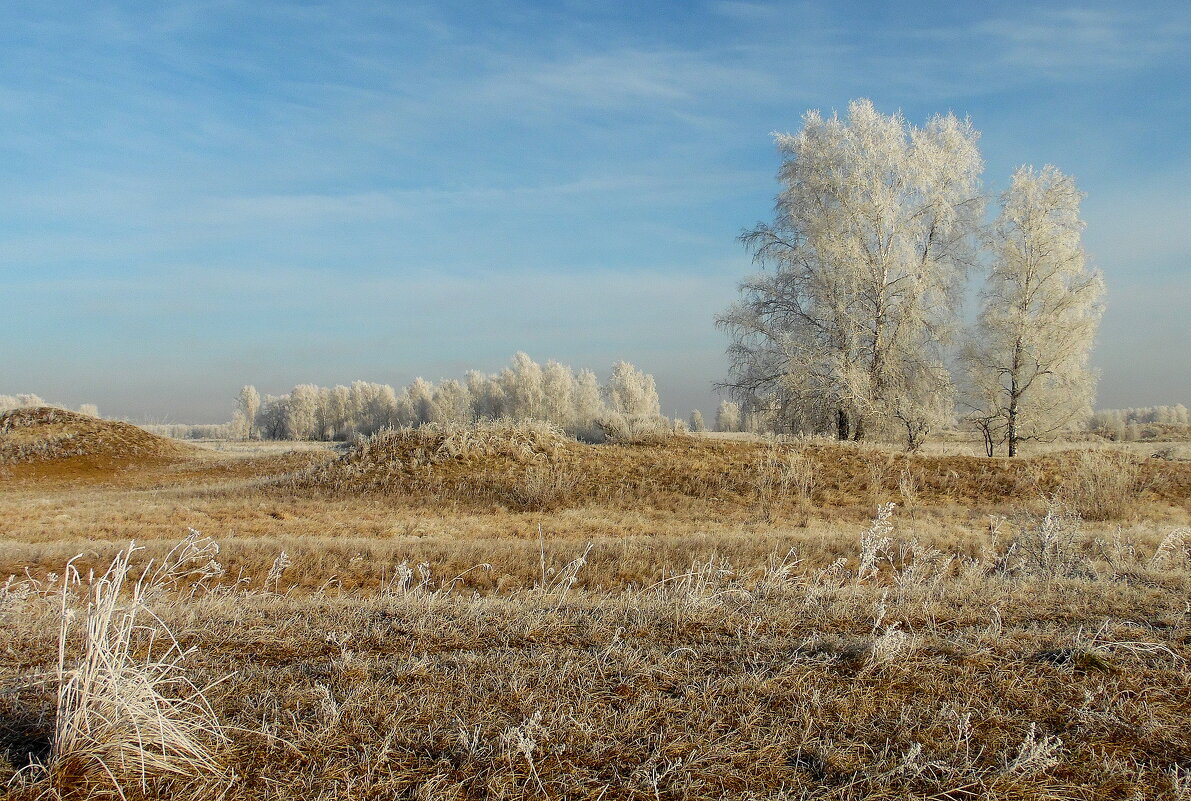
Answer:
[718,99,984,448]
[962,165,1104,456]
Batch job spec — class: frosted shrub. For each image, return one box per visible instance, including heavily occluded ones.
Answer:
[646,557,744,613]
[1003,724,1063,776]
[596,412,674,444]
[858,503,896,582]
[0,394,46,411]
[1011,502,1090,579]
[1152,529,1191,569]
[264,551,293,592]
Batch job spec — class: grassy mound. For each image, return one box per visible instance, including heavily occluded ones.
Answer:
[294,423,1190,518]
[295,419,578,507]
[0,407,193,469]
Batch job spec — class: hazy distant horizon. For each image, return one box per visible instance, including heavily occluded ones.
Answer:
[3,1,1189,424]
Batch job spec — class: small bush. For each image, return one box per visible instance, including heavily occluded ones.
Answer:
[1010,502,1092,579]
[504,464,580,511]
[595,413,675,444]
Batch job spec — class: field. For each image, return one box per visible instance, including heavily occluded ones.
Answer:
[2,409,1190,800]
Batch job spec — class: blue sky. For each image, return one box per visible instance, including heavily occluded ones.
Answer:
[2,1,1189,422]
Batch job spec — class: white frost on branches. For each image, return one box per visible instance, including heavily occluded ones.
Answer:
[719,99,984,449]
[961,166,1104,456]
[242,353,667,442]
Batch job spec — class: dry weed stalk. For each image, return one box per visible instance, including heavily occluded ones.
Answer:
[857,503,896,582]
[1011,502,1091,579]
[1152,528,1191,568]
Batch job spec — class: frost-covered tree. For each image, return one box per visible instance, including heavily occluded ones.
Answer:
[689,409,706,432]
[286,384,321,440]
[467,370,504,419]
[257,395,289,439]
[499,352,547,421]
[236,385,260,440]
[720,99,984,447]
[605,361,661,417]
[572,369,604,438]
[542,360,577,428]
[962,166,1104,456]
[715,400,741,433]
[431,379,472,424]
[1090,405,1190,430]
[402,378,436,426]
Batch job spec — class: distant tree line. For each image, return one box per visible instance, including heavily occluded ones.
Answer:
[1088,405,1190,441]
[0,394,99,418]
[233,353,669,442]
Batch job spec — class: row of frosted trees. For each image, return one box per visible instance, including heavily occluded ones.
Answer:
[0,394,100,418]
[719,99,1106,455]
[233,353,665,442]
[1090,406,1191,429]
[1089,405,1191,441]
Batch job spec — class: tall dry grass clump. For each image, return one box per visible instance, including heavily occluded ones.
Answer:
[22,536,228,798]
[504,464,581,511]
[594,411,678,444]
[1056,450,1144,521]
[753,445,816,524]
[360,418,571,466]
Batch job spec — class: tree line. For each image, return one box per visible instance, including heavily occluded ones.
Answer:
[232,353,668,442]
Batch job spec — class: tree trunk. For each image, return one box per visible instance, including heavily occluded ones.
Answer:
[836,408,850,441]
[1008,341,1022,457]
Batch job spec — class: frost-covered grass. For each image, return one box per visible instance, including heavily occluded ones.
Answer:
[1,431,1190,799]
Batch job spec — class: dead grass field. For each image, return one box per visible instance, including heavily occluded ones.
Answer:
[1,411,1189,799]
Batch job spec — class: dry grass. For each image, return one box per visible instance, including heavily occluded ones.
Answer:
[2,419,1191,799]
[287,426,1190,524]
[0,408,193,471]
[1055,450,1147,521]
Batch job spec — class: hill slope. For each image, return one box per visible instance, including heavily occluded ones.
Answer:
[294,425,1191,516]
[0,407,193,470]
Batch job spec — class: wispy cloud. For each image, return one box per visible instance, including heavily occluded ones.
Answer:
[977,7,1190,73]
[2,1,1189,417]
